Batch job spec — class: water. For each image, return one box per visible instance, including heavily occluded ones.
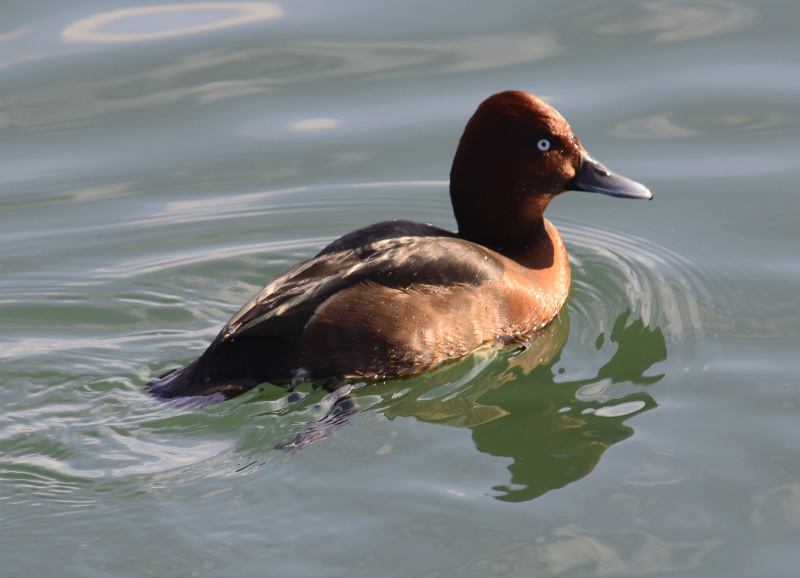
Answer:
[2,1,800,576]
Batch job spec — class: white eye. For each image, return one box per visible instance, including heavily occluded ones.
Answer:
[537,138,551,151]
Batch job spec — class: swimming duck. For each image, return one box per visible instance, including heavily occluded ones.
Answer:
[148,90,651,403]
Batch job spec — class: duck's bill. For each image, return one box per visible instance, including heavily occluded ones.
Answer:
[570,149,652,200]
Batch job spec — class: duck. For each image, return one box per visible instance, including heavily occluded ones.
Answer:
[148,90,651,404]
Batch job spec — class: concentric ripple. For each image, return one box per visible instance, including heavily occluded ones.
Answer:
[560,219,722,343]
[1,180,716,505]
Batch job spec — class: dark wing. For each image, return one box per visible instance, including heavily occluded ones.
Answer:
[314,220,455,256]
[219,221,506,341]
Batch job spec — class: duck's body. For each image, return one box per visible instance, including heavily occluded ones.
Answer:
[148,91,651,403]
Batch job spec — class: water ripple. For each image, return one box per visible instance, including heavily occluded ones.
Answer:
[579,1,757,43]
[560,220,719,342]
[2,181,708,507]
[62,3,284,44]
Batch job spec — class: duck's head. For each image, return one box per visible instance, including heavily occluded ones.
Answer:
[450,90,651,247]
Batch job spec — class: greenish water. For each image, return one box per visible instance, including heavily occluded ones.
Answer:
[3,1,800,576]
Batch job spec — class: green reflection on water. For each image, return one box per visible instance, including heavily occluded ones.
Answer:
[372,310,666,502]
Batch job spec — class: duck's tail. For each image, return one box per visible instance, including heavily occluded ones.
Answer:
[146,336,298,404]
[146,360,259,405]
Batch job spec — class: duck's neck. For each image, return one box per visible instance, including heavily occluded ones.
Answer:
[460,218,556,269]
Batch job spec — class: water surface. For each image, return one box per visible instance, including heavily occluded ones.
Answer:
[3,1,800,576]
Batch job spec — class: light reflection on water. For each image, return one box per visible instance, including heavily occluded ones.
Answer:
[577,1,757,42]
[61,3,284,44]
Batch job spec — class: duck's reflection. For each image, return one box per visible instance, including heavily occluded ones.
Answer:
[278,309,666,502]
[377,310,664,501]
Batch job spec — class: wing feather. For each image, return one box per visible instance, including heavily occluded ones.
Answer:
[221,222,506,341]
